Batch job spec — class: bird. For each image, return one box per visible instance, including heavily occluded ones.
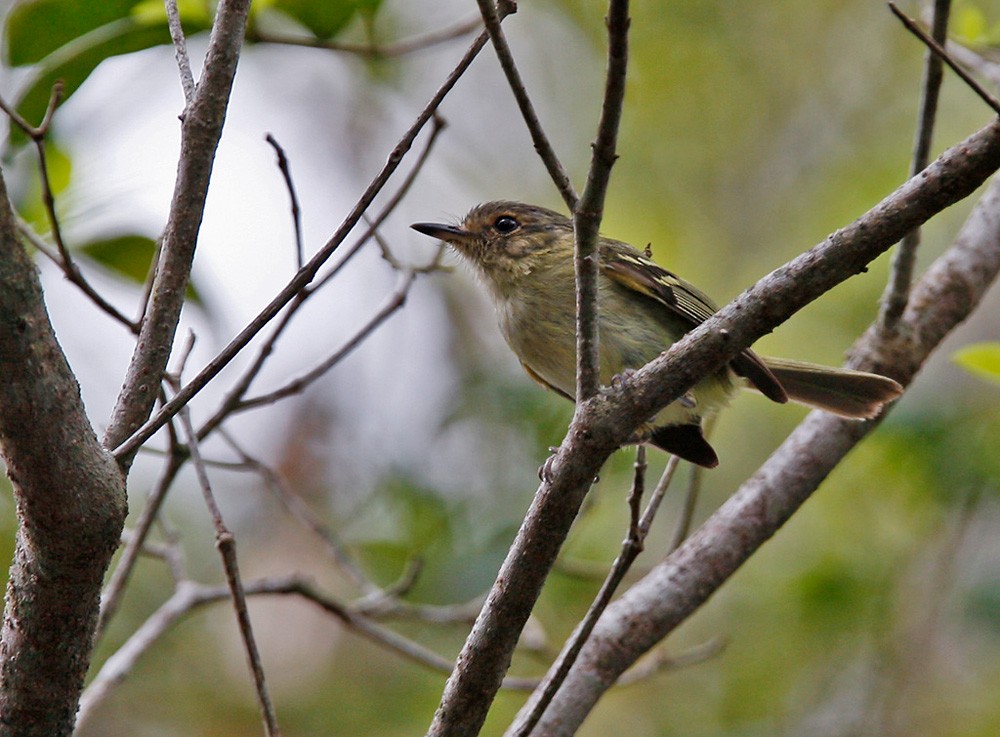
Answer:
[411,201,902,467]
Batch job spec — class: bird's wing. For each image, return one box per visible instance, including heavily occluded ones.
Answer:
[600,242,788,403]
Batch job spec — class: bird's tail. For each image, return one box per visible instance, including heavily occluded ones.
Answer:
[758,357,903,419]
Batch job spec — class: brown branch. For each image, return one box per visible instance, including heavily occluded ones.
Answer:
[887,2,1000,114]
[521,149,1000,737]
[512,448,679,737]
[0,84,140,332]
[176,399,281,737]
[97,445,186,638]
[0,156,127,735]
[880,0,952,329]
[424,117,1000,737]
[103,0,253,459]
[165,0,196,102]
[573,0,630,403]
[264,133,304,270]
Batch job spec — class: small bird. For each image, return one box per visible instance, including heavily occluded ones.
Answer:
[412,201,902,468]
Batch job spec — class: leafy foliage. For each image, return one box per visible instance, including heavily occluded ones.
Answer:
[268,0,383,39]
[954,342,1000,386]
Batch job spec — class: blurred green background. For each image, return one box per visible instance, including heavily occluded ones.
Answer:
[2,0,1000,735]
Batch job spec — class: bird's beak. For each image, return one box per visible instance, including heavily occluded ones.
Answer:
[410,222,470,244]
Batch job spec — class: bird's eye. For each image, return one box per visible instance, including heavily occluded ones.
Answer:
[493,216,520,234]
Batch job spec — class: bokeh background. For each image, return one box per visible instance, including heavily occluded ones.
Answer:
[2,0,1000,735]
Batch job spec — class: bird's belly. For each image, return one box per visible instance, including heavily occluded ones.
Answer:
[497,296,735,425]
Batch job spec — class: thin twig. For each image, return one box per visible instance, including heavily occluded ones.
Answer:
[265,133,304,270]
[309,113,448,291]
[475,0,578,210]
[236,272,416,411]
[104,0,253,457]
[250,15,483,58]
[880,0,952,329]
[217,430,485,623]
[194,115,447,442]
[165,0,196,103]
[615,636,726,685]
[219,430,378,595]
[113,9,514,460]
[167,335,281,737]
[176,401,282,737]
[97,451,186,638]
[1,84,139,331]
[573,0,630,402]
[667,460,703,552]
[888,2,1000,114]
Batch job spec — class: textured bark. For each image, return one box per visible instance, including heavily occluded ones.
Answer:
[0,168,127,736]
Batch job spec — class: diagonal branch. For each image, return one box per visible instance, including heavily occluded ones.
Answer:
[424,116,1000,737]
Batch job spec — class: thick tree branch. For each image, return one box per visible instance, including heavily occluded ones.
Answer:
[0,168,127,734]
[103,0,252,457]
[518,160,1000,737]
[425,116,1000,737]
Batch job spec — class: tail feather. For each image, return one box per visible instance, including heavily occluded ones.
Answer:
[760,358,902,419]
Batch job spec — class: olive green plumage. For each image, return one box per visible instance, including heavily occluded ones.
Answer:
[412,201,902,467]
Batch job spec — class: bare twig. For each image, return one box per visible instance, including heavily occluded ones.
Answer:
[193,114,447,442]
[667,461,703,552]
[251,15,483,58]
[98,451,185,637]
[236,271,418,411]
[165,0,196,103]
[219,430,378,595]
[475,0,578,210]
[615,636,726,685]
[219,430,484,623]
[0,85,140,331]
[265,133,304,270]
[113,9,515,461]
[888,2,1000,114]
[880,0,952,329]
[573,0,630,402]
[176,399,282,737]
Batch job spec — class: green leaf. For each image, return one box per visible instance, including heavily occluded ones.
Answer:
[8,7,211,139]
[79,233,158,285]
[271,0,364,39]
[3,0,144,66]
[78,234,203,306]
[953,342,1000,386]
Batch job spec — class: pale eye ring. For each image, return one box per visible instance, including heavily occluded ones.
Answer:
[493,216,519,234]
